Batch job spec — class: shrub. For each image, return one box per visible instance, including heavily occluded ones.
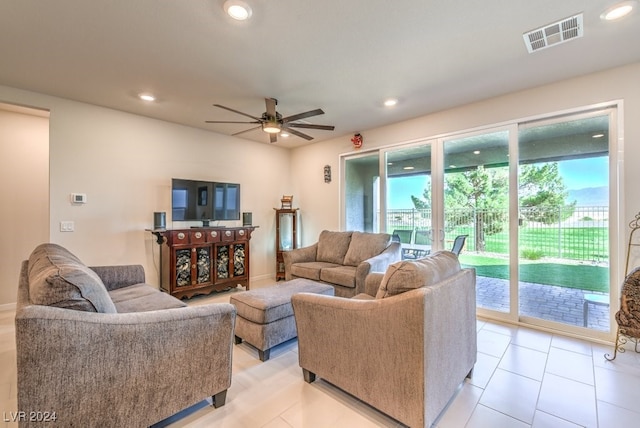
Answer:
[521,248,544,260]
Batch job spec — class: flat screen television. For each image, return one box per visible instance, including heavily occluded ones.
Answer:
[171,178,240,225]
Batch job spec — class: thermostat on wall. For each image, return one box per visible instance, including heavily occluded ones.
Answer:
[70,193,87,204]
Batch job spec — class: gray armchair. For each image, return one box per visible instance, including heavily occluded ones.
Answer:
[292,251,477,427]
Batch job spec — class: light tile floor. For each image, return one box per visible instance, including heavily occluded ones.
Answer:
[2,279,640,427]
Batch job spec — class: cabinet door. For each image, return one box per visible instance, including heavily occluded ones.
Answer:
[233,243,247,277]
[175,246,212,288]
[175,248,192,287]
[194,246,212,285]
[215,245,230,280]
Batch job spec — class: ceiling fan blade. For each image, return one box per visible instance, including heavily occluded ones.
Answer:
[282,108,324,123]
[213,104,262,121]
[270,133,277,143]
[231,126,261,136]
[282,126,314,141]
[265,98,277,118]
[286,123,335,131]
[205,120,260,124]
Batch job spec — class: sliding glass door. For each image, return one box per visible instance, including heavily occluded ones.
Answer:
[341,104,618,338]
[382,143,434,256]
[442,128,514,314]
[518,111,612,332]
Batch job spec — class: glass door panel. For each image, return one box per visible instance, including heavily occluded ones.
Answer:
[518,113,610,332]
[383,143,432,257]
[443,130,511,313]
[344,152,380,232]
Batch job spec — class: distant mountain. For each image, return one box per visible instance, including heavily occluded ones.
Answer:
[567,186,608,207]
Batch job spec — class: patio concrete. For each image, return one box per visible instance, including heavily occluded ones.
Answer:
[476,275,611,331]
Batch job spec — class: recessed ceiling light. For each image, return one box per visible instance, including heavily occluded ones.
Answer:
[473,150,481,155]
[592,133,605,138]
[224,0,252,20]
[449,165,457,168]
[139,93,156,102]
[383,98,398,107]
[601,1,636,20]
[403,166,414,170]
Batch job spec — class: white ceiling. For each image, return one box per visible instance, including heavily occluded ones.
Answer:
[1,0,639,148]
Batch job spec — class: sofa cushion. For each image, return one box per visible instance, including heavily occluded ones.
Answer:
[375,250,461,299]
[316,230,352,264]
[320,265,357,288]
[108,283,187,312]
[291,261,341,281]
[28,243,117,313]
[343,232,392,267]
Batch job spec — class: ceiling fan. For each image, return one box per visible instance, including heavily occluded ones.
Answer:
[206,97,335,143]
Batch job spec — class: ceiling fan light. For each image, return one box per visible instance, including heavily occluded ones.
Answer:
[262,122,281,134]
[224,1,252,20]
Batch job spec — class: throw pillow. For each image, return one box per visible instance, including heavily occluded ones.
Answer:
[316,230,353,264]
[28,243,117,313]
[375,250,461,299]
[343,232,392,266]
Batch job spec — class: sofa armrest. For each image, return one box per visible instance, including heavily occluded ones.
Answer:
[364,272,385,297]
[15,303,236,427]
[89,265,146,291]
[353,241,401,294]
[283,243,318,280]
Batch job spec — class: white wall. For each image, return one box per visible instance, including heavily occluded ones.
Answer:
[291,62,640,254]
[0,105,49,306]
[0,85,293,304]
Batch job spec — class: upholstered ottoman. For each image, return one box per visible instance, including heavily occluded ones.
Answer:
[230,278,334,361]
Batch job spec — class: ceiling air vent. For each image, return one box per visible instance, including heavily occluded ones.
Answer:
[523,14,583,53]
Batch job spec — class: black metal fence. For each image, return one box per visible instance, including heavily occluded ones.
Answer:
[387,206,609,262]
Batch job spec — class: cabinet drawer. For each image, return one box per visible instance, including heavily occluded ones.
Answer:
[206,229,221,243]
[220,229,235,242]
[236,228,249,241]
[189,230,206,243]
[169,231,189,244]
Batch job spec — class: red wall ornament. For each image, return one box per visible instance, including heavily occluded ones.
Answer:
[351,133,363,149]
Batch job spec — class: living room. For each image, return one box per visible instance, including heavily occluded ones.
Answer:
[2,1,640,427]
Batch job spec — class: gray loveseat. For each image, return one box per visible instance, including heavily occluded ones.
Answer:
[283,230,401,297]
[15,243,236,427]
[292,251,477,428]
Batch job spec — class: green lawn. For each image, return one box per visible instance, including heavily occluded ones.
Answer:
[459,254,609,293]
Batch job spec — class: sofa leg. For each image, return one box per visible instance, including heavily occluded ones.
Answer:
[302,369,316,383]
[234,335,242,345]
[212,390,227,408]
[466,367,474,379]
[258,348,270,361]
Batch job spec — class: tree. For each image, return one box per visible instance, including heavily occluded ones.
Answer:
[444,166,508,251]
[519,163,575,224]
[410,161,575,252]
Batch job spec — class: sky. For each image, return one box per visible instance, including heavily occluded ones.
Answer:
[387,157,609,209]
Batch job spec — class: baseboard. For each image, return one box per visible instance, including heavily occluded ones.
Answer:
[0,302,16,312]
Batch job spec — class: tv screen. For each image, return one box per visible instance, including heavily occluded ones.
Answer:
[171,179,240,223]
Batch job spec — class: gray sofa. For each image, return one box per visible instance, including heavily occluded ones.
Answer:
[292,251,477,428]
[283,230,401,297]
[15,243,236,427]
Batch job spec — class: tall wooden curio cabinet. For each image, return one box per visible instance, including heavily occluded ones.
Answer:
[275,208,298,280]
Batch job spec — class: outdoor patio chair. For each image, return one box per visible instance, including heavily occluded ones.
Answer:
[414,229,432,246]
[605,266,640,360]
[392,229,413,245]
[451,235,468,256]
